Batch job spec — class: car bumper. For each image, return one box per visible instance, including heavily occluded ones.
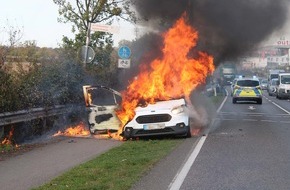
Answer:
[278,92,290,98]
[123,122,189,139]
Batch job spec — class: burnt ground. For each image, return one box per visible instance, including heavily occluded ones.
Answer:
[0,137,65,161]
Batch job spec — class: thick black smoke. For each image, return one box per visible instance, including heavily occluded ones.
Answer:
[131,0,289,64]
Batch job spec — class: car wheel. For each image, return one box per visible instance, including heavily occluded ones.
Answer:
[232,98,237,104]
[186,125,192,138]
[123,128,132,140]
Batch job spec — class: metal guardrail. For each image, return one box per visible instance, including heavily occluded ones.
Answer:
[0,105,82,127]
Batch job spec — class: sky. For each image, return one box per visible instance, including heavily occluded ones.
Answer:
[0,0,136,48]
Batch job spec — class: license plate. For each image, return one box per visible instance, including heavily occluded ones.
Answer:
[244,89,252,93]
[143,123,165,130]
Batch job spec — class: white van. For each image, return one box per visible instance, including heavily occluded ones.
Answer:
[276,73,290,99]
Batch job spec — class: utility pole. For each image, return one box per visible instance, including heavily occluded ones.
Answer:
[84,22,91,67]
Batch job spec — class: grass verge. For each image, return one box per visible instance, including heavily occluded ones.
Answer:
[33,138,183,190]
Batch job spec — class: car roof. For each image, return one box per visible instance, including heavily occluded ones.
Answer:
[236,77,259,82]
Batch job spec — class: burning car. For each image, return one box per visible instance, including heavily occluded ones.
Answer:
[83,85,122,135]
[83,85,191,139]
[123,98,191,139]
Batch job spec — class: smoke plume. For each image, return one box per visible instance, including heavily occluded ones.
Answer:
[131,0,289,64]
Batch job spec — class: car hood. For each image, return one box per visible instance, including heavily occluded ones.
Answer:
[134,98,186,113]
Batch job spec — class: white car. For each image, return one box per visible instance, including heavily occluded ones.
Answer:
[83,85,122,134]
[123,98,191,139]
[83,85,191,139]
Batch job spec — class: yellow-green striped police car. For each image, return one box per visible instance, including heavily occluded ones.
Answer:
[232,77,262,104]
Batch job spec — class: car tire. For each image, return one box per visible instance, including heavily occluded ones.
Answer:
[123,128,132,140]
[257,99,262,104]
[232,98,237,104]
[186,126,192,138]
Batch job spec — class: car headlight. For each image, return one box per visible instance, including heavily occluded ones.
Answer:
[171,105,185,114]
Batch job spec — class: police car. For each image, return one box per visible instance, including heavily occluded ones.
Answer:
[232,77,262,104]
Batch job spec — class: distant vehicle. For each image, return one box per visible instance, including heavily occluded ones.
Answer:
[276,73,290,99]
[83,85,192,139]
[230,78,238,96]
[268,78,278,96]
[232,77,262,104]
[268,69,285,82]
[219,63,237,86]
[260,79,268,90]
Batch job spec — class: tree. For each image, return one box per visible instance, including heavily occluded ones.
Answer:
[0,21,23,67]
[53,0,136,50]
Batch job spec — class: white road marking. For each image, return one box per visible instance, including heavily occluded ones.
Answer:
[242,119,258,121]
[261,120,277,123]
[248,106,256,110]
[168,91,228,190]
[271,102,290,115]
[168,135,207,190]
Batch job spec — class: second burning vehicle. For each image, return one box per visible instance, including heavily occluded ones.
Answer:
[83,85,191,139]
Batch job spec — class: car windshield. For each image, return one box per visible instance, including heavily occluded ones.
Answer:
[88,88,121,106]
[237,80,259,87]
[271,79,278,85]
[261,80,268,84]
[281,75,290,84]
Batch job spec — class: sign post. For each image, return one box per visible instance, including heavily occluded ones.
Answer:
[118,46,131,68]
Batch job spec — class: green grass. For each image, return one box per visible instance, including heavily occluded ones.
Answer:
[0,144,15,152]
[33,139,183,190]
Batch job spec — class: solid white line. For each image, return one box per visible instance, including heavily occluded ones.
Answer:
[168,91,228,190]
[271,102,290,115]
[168,136,207,190]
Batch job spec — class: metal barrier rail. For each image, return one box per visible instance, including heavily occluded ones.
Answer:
[0,105,82,127]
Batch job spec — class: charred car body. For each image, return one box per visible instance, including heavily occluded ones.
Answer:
[83,85,191,138]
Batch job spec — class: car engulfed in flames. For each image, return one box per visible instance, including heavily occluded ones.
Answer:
[123,98,191,139]
[83,14,215,140]
[83,85,191,139]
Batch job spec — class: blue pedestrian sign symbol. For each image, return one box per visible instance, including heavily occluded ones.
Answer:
[118,46,131,59]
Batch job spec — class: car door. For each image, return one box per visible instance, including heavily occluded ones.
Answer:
[83,85,122,134]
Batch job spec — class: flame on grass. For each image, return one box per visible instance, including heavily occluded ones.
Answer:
[53,122,90,137]
[1,127,19,148]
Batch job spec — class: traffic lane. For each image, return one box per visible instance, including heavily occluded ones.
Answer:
[0,137,122,190]
[180,118,290,190]
[263,91,290,112]
[221,91,290,118]
[130,137,200,190]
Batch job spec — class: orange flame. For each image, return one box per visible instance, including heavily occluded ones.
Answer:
[53,122,90,137]
[116,14,215,128]
[1,127,19,147]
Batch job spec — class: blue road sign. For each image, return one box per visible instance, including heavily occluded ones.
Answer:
[118,46,131,59]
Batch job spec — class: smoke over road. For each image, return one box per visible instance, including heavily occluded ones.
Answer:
[131,0,289,64]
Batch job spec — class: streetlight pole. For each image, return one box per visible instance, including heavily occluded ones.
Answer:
[84,22,91,67]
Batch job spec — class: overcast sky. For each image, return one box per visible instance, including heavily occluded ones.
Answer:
[1,1,289,48]
[0,0,136,48]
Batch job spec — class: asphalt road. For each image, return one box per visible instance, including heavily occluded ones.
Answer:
[0,136,122,190]
[131,89,290,190]
[2,89,290,190]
